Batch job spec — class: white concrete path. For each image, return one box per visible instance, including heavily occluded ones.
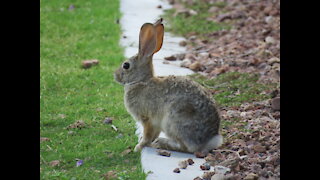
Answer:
[120,0,208,179]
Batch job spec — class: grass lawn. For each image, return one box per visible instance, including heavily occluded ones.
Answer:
[40,0,146,179]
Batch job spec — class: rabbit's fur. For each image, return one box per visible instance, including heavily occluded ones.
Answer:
[114,19,222,153]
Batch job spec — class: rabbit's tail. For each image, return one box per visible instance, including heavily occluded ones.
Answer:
[203,134,223,152]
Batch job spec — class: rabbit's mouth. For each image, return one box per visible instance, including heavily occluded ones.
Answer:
[114,70,124,85]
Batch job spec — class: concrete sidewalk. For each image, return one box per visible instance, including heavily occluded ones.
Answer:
[120,0,209,179]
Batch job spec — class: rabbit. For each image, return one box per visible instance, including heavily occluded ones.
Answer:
[114,18,223,154]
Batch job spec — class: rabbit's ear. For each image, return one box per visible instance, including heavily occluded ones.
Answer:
[139,23,157,58]
[153,21,164,54]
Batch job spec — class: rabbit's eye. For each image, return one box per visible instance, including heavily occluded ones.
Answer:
[123,62,130,69]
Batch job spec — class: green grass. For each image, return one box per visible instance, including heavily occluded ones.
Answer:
[189,72,277,108]
[40,0,146,179]
[163,0,230,38]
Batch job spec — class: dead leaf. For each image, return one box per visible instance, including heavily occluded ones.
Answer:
[40,137,50,142]
[49,160,60,167]
[103,170,117,180]
[121,148,132,156]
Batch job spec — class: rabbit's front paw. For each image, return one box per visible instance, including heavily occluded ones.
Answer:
[134,143,144,152]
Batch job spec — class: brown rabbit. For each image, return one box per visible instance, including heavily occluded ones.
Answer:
[114,19,222,153]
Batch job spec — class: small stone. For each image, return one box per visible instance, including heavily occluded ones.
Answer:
[253,144,267,153]
[265,36,276,44]
[211,173,227,180]
[193,177,202,180]
[82,60,93,69]
[157,5,162,9]
[180,59,192,67]
[198,52,210,59]
[163,61,170,64]
[267,57,280,65]
[49,160,60,167]
[164,55,177,61]
[187,158,195,165]
[173,168,180,173]
[200,163,210,170]
[103,117,113,124]
[178,160,188,169]
[271,97,280,111]
[189,61,202,71]
[189,35,197,41]
[265,16,274,24]
[213,166,230,174]
[244,173,259,180]
[194,151,206,158]
[188,9,198,16]
[179,40,187,47]
[157,149,171,157]
[202,171,215,179]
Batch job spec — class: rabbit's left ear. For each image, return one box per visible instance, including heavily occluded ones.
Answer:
[153,19,164,54]
[139,23,157,58]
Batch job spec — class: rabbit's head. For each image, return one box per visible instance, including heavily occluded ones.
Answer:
[114,19,164,85]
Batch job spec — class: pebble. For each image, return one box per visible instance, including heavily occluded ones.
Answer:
[180,59,192,67]
[164,55,177,61]
[265,36,276,44]
[103,117,113,124]
[178,160,188,169]
[173,168,180,173]
[267,57,280,65]
[200,163,210,170]
[214,165,230,174]
[189,61,202,71]
[244,173,259,180]
[157,149,171,157]
[253,144,267,153]
[187,158,195,165]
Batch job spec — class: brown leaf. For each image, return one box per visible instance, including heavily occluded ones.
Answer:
[67,120,86,129]
[49,160,60,167]
[40,137,50,142]
[121,148,132,156]
[103,170,117,180]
